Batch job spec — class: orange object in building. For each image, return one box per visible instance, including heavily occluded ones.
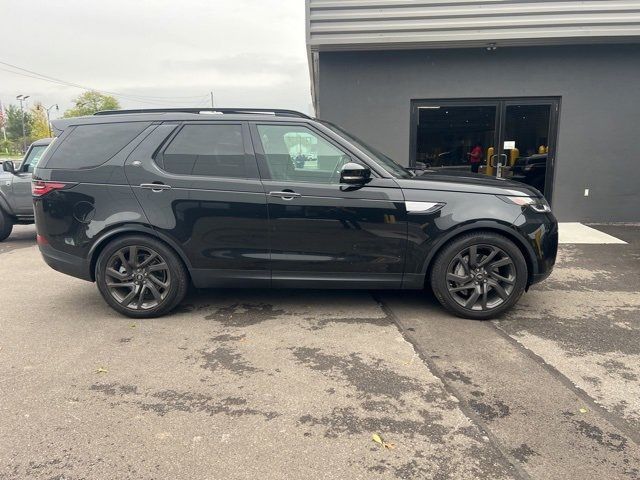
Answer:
[510,147,519,166]
[538,145,546,154]
[485,146,495,176]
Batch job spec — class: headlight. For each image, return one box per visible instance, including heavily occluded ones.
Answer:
[498,195,551,213]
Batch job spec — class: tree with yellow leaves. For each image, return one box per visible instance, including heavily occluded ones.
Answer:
[30,102,51,139]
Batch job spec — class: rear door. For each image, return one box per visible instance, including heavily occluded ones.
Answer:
[250,122,407,288]
[125,121,270,288]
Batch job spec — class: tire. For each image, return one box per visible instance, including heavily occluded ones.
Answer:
[0,209,14,242]
[430,232,528,320]
[95,235,189,318]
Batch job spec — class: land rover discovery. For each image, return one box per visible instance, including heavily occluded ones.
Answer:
[33,108,557,320]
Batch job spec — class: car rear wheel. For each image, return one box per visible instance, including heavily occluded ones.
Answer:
[95,235,188,318]
[0,209,14,242]
[430,232,528,320]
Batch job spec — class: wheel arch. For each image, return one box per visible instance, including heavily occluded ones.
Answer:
[421,221,537,287]
[88,225,193,282]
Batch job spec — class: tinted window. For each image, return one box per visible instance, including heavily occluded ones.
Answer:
[46,122,150,169]
[256,124,349,184]
[160,124,247,178]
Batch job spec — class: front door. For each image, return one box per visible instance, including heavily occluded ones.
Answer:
[10,142,50,215]
[125,121,270,288]
[250,122,407,288]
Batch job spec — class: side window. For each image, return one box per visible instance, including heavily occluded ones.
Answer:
[160,124,247,178]
[46,122,150,169]
[22,145,49,173]
[256,124,350,183]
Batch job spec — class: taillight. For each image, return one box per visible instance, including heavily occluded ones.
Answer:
[32,180,73,197]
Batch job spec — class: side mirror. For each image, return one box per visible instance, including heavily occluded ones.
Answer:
[340,162,371,185]
[2,161,16,175]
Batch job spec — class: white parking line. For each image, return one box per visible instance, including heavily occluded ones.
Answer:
[558,222,627,244]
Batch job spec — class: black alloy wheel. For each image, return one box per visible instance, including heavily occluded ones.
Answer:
[446,244,516,311]
[431,232,527,320]
[96,236,188,318]
[105,245,170,310]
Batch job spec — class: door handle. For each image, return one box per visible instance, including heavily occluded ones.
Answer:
[268,190,301,200]
[140,183,172,192]
[490,154,508,168]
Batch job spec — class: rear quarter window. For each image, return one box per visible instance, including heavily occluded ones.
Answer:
[45,122,150,169]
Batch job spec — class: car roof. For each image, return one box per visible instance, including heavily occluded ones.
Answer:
[51,108,315,135]
[31,137,54,146]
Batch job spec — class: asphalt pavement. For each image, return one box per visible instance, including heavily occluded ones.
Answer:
[1,224,638,479]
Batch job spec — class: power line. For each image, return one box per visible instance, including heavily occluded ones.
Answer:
[0,65,182,107]
[0,59,210,107]
[0,59,207,100]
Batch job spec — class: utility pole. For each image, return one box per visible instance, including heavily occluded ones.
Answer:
[210,91,214,108]
[39,104,59,137]
[16,94,30,153]
[0,100,7,153]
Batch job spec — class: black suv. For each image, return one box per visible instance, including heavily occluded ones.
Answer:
[33,108,557,320]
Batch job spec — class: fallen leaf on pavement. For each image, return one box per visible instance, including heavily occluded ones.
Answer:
[95,367,108,374]
[372,433,396,449]
[579,407,588,414]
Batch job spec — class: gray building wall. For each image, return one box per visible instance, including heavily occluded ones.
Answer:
[316,44,640,222]
[308,0,640,50]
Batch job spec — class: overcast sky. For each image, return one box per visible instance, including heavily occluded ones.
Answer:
[1,0,312,119]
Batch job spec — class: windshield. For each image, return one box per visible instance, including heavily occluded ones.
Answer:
[320,121,412,179]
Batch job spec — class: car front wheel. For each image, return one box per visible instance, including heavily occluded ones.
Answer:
[430,232,528,320]
[95,235,188,318]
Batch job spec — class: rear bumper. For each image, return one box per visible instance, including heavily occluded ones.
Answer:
[39,244,93,282]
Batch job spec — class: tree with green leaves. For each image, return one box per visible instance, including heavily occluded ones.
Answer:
[5,105,33,140]
[63,91,120,118]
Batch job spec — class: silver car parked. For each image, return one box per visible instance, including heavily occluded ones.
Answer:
[0,138,53,241]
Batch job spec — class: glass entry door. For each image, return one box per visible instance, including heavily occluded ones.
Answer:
[499,100,558,199]
[413,101,499,175]
[411,98,559,200]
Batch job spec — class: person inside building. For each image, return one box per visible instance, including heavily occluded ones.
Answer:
[468,142,483,173]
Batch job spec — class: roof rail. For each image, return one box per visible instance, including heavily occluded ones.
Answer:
[94,108,312,119]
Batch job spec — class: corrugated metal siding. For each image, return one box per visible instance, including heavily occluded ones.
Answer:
[307,0,640,50]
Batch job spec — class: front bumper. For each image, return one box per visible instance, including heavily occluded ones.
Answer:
[530,268,554,286]
[514,210,558,286]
